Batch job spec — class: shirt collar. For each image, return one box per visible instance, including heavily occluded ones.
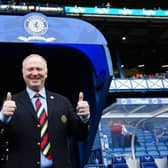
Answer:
[26,87,46,99]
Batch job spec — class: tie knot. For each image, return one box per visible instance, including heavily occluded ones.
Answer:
[34,93,41,98]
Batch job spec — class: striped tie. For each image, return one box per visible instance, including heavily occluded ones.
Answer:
[34,93,52,160]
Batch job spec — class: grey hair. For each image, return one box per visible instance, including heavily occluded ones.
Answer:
[22,54,48,71]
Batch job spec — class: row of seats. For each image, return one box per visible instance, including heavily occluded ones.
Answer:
[96,122,167,167]
[112,155,158,168]
[85,155,159,168]
[110,146,168,158]
[99,130,168,159]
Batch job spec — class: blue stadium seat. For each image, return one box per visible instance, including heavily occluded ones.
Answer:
[141,162,158,168]
[136,146,146,151]
[113,163,129,168]
[146,146,157,151]
[147,151,160,158]
[136,151,147,158]
[112,156,129,168]
[112,156,126,164]
[124,147,131,152]
[113,148,124,153]
[140,155,155,162]
[84,163,105,168]
[160,150,168,157]
[140,155,158,168]
[157,145,167,151]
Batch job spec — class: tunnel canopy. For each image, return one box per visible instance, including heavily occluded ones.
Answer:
[0,12,112,81]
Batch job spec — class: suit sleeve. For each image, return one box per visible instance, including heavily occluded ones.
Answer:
[65,97,90,140]
[0,99,9,160]
[0,121,8,160]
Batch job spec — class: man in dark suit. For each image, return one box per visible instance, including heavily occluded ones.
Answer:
[0,53,90,168]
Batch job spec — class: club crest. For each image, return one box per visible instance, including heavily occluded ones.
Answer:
[61,115,67,124]
[24,13,48,36]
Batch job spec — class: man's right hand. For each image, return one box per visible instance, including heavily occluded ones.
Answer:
[2,92,16,116]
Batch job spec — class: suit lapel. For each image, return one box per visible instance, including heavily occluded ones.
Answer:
[46,91,55,120]
[18,90,38,121]
[18,90,55,121]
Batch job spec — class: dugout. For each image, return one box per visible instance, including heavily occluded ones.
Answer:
[0,12,113,167]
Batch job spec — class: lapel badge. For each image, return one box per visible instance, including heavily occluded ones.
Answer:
[50,96,54,99]
[61,114,67,124]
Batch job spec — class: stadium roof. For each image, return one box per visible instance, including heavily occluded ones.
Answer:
[102,98,168,120]
[88,16,168,73]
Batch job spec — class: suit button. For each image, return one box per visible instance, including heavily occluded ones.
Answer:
[37,124,40,128]
[36,161,40,165]
[37,142,40,146]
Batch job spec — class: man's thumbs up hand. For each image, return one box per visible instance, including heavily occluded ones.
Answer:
[2,92,16,116]
[76,92,90,117]
[78,92,84,102]
[6,92,12,101]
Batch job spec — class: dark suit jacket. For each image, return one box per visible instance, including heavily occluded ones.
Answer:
[0,90,89,168]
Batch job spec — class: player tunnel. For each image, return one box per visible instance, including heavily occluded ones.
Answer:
[0,12,113,167]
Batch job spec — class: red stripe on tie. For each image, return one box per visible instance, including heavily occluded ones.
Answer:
[48,153,52,160]
[35,99,41,109]
[40,133,49,149]
[39,111,47,125]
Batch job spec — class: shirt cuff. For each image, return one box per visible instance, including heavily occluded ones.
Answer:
[0,110,11,123]
[79,113,90,123]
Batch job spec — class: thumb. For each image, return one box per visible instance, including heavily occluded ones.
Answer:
[6,92,12,101]
[78,92,84,102]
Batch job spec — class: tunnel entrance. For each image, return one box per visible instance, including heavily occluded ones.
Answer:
[0,42,94,107]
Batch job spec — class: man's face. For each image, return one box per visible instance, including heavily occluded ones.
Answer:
[22,56,48,91]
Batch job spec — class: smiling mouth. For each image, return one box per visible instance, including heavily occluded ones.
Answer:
[31,79,40,83]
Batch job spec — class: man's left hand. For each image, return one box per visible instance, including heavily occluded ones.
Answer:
[76,92,90,117]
